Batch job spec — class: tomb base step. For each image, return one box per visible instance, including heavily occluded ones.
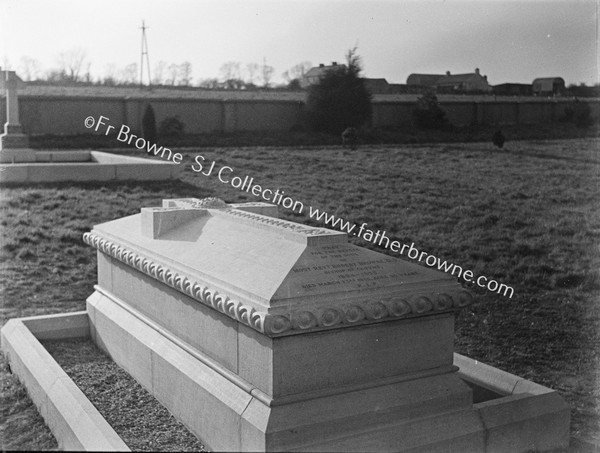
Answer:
[87,289,570,452]
[1,307,571,452]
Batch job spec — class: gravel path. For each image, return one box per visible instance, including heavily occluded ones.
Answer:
[42,338,208,452]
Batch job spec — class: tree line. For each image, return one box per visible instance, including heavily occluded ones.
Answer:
[6,48,313,90]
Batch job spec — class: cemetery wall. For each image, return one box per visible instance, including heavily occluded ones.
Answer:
[0,95,597,135]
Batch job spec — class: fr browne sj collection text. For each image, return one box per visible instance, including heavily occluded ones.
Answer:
[84,114,514,298]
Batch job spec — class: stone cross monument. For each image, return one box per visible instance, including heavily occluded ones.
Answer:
[0,69,29,150]
[0,69,36,164]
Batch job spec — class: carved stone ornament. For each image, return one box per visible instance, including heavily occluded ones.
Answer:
[83,231,473,337]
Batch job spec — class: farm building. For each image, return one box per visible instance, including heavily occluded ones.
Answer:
[532,77,565,96]
[407,69,492,94]
[435,69,492,94]
[299,62,347,88]
[406,73,445,88]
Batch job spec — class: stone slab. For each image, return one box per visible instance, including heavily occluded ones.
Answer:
[455,353,570,451]
[241,374,475,451]
[96,247,458,399]
[87,289,251,451]
[104,256,240,372]
[0,148,36,163]
[0,307,573,452]
[86,288,486,452]
[0,150,178,183]
[86,199,471,339]
[477,392,571,452]
[0,133,29,150]
[22,311,90,340]
[88,292,154,391]
[238,314,456,398]
[35,151,92,162]
[0,316,129,451]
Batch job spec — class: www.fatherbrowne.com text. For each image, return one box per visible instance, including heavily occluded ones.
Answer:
[192,156,515,299]
[85,115,515,299]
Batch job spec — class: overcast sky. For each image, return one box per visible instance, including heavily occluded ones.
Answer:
[0,0,597,86]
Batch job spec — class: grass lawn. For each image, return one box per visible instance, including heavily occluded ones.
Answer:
[1,138,599,448]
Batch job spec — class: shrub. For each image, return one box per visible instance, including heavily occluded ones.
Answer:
[305,48,372,134]
[573,101,593,128]
[558,106,575,123]
[558,101,594,128]
[141,104,157,143]
[158,115,185,139]
[413,91,450,130]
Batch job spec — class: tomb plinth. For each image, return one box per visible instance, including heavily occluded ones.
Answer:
[80,198,569,452]
[0,69,33,158]
[0,69,177,181]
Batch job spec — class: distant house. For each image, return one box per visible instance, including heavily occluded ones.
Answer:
[435,68,492,94]
[532,77,565,96]
[493,83,532,96]
[407,69,492,94]
[300,62,347,88]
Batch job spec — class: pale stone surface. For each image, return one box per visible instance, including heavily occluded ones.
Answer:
[87,290,251,452]
[86,289,488,452]
[141,207,207,239]
[477,393,571,452]
[237,314,456,398]
[456,353,571,452]
[0,151,178,182]
[0,70,29,150]
[21,198,564,452]
[22,312,89,340]
[0,148,36,163]
[87,198,470,340]
[77,199,570,451]
[105,261,240,372]
[0,316,129,451]
[90,293,154,391]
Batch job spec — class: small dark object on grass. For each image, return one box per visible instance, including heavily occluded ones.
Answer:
[341,127,358,150]
[493,129,506,149]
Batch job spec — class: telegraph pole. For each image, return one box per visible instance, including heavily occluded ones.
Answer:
[140,20,151,87]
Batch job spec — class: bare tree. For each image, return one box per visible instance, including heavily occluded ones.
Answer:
[167,63,179,85]
[120,63,138,85]
[19,56,41,81]
[245,62,260,85]
[179,61,193,86]
[261,58,275,88]
[220,61,241,82]
[56,48,89,82]
[83,62,92,83]
[45,70,68,83]
[198,78,220,89]
[1,56,12,70]
[102,63,118,85]
[152,60,168,85]
[287,61,312,81]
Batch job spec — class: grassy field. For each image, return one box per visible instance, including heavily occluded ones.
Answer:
[1,138,599,448]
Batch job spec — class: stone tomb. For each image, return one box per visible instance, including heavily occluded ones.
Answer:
[71,197,568,451]
[0,69,176,182]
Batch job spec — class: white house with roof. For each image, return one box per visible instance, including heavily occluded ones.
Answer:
[435,68,492,93]
[300,62,347,88]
